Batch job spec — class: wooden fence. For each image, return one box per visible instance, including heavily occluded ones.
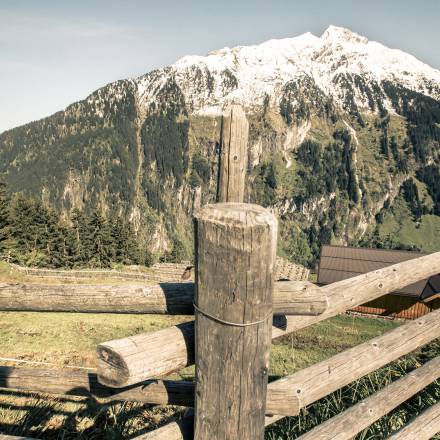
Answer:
[1,105,440,439]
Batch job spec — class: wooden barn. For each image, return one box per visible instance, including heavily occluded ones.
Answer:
[317,245,440,319]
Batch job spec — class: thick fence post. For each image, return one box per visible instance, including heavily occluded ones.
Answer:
[217,105,249,203]
[194,203,277,439]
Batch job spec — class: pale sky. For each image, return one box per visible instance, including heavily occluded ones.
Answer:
[1,0,439,133]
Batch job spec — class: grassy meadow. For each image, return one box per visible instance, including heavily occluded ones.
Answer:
[0,264,439,439]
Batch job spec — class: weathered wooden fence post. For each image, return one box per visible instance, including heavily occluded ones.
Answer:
[194,203,278,439]
[217,105,249,203]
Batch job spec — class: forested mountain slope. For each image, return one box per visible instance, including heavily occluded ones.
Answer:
[1,25,439,266]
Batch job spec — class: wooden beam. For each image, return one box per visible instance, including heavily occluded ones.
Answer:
[135,415,282,440]
[273,251,440,338]
[268,307,440,409]
[217,105,249,203]
[0,366,298,416]
[0,282,194,315]
[193,203,277,439]
[133,412,194,440]
[141,349,440,440]
[273,281,327,315]
[0,280,326,316]
[0,436,39,440]
[388,401,440,440]
[122,308,440,439]
[0,366,193,406]
[296,356,440,440]
[97,252,440,384]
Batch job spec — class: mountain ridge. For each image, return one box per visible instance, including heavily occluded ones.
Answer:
[3,25,439,136]
[1,25,439,264]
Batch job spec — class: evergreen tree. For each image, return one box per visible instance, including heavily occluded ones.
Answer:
[44,211,72,267]
[283,225,313,267]
[111,217,141,264]
[0,185,154,268]
[390,136,399,161]
[380,133,389,158]
[0,182,10,255]
[402,179,424,220]
[7,194,39,260]
[86,210,114,268]
[71,209,90,265]
[164,235,187,263]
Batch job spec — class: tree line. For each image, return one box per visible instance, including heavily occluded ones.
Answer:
[0,182,154,268]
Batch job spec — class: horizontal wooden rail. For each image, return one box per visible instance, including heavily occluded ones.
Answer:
[0,280,326,316]
[0,436,39,440]
[296,356,440,440]
[95,307,440,410]
[268,307,440,409]
[0,366,193,407]
[0,366,298,416]
[274,250,440,338]
[0,282,193,315]
[97,252,440,386]
[134,307,440,439]
[10,263,190,281]
[135,411,289,439]
[133,413,194,440]
[388,401,440,440]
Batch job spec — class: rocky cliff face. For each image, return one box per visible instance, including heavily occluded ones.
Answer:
[1,26,439,263]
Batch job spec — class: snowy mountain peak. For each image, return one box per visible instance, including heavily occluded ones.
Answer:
[321,25,368,44]
[136,26,440,116]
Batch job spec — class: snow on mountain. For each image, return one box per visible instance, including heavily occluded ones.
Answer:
[135,25,440,115]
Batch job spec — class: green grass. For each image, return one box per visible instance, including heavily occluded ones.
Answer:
[0,263,438,439]
[270,314,398,378]
[0,309,411,439]
[377,196,440,252]
[266,341,440,440]
[0,312,190,369]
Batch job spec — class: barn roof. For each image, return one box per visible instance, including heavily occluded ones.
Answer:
[317,245,440,300]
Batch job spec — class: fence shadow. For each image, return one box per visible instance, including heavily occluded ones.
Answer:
[0,366,182,439]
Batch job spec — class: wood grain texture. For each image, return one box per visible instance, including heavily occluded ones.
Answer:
[0,436,39,440]
[133,308,440,439]
[217,105,249,203]
[98,252,440,383]
[274,281,327,315]
[0,366,193,406]
[273,251,440,338]
[0,280,326,316]
[270,307,440,409]
[388,401,440,440]
[97,321,195,387]
[0,366,299,415]
[133,412,194,440]
[296,356,440,440]
[135,414,280,440]
[194,203,277,440]
[0,282,194,315]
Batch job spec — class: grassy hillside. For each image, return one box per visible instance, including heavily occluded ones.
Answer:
[358,188,440,252]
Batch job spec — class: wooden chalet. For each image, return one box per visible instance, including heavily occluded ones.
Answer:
[317,245,440,319]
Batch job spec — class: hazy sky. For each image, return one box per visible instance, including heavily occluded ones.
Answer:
[1,0,439,133]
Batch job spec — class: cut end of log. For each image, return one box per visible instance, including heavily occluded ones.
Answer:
[96,344,130,388]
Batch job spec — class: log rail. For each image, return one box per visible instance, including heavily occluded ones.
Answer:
[96,251,440,386]
[2,252,440,439]
[0,280,326,316]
